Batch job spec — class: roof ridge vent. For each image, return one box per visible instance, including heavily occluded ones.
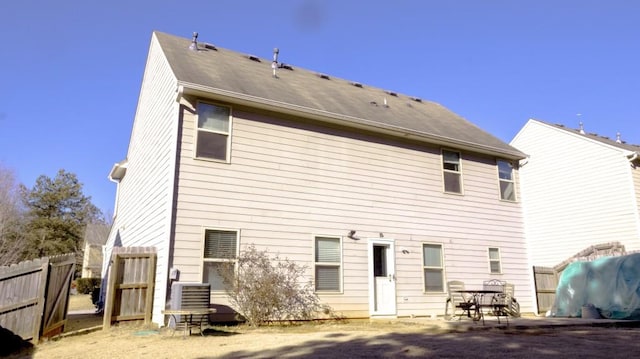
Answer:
[279,63,293,70]
[247,55,261,62]
[317,73,330,80]
[385,90,398,97]
[203,43,217,51]
[351,82,363,88]
[410,97,422,103]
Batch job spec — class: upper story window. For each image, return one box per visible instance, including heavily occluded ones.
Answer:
[196,102,232,161]
[202,229,238,291]
[497,160,516,201]
[423,243,444,292]
[442,150,462,194]
[488,247,501,274]
[314,236,342,292]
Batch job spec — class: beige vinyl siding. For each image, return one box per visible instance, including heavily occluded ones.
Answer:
[170,105,532,318]
[103,33,178,324]
[512,120,640,268]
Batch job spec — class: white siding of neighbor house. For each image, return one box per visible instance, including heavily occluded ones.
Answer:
[511,120,640,268]
[633,166,640,242]
[171,103,534,318]
[103,34,179,324]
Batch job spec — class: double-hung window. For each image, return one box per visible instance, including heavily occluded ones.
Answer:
[202,229,238,291]
[314,236,342,292]
[442,150,462,194]
[196,102,232,161]
[497,160,516,201]
[423,243,444,292]
[488,247,501,274]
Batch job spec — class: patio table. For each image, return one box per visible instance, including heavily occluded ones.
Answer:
[453,289,501,325]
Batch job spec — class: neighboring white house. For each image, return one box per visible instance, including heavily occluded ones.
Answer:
[81,223,110,278]
[511,119,640,268]
[104,31,535,325]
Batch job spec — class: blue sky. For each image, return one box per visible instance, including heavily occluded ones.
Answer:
[1,1,638,216]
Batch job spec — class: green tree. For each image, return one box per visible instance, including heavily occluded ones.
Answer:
[20,170,104,270]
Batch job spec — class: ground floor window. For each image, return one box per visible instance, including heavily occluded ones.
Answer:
[488,247,501,274]
[423,243,444,292]
[202,229,238,291]
[314,236,342,292]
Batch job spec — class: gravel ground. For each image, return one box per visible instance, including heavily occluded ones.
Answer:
[4,295,640,358]
[7,317,640,358]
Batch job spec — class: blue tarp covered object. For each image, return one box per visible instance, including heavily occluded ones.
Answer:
[551,253,640,319]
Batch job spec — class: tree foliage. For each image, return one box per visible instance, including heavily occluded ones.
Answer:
[20,169,104,268]
[218,245,341,326]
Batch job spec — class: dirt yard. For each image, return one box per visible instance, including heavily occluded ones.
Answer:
[6,295,640,358]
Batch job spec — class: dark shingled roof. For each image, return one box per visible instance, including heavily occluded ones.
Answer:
[155,31,526,160]
[544,121,640,153]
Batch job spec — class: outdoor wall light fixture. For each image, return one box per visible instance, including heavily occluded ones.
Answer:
[347,230,360,240]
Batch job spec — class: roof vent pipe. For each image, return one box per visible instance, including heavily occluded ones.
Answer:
[579,121,585,135]
[616,132,622,143]
[272,48,279,78]
[189,32,198,51]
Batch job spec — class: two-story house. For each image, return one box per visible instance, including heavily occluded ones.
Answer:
[511,119,640,268]
[104,31,534,325]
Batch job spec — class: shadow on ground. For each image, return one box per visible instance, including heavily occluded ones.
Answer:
[64,312,103,332]
[202,328,240,337]
[0,325,34,357]
[197,324,640,358]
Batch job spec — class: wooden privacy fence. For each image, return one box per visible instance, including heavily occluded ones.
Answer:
[0,254,75,342]
[532,266,558,314]
[103,247,157,329]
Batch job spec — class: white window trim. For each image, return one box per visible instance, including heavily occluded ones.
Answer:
[422,242,445,293]
[313,235,344,294]
[497,159,517,202]
[488,247,502,274]
[200,227,240,293]
[441,149,464,195]
[194,101,233,163]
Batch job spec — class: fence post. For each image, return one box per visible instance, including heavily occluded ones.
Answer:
[102,253,119,329]
[32,258,50,342]
[144,252,156,324]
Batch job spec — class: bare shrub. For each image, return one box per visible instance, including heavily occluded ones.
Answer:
[218,245,340,326]
[0,165,25,266]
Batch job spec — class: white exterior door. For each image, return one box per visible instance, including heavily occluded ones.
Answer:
[368,239,397,316]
